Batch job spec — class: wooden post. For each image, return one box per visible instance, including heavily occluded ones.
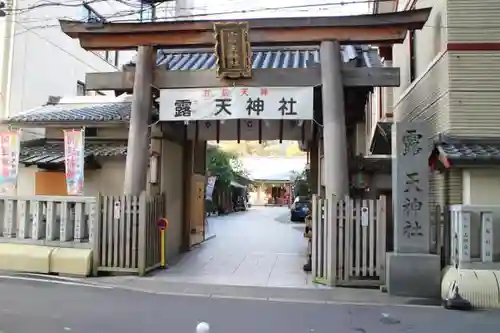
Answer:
[137,192,148,275]
[181,140,194,251]
[123,46,154,195]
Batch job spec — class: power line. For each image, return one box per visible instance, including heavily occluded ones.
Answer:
[14,20,116,71]
[8,0,387,17]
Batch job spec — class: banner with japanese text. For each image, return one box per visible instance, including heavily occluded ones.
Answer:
[0,130,21,193]
[205,176,217,201]
[159,87,314,121]
[64,129,85,195]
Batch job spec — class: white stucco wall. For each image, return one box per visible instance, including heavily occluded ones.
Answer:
[0,2,117,121]
[462,169,500,205]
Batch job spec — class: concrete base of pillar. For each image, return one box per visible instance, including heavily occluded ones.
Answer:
[386,252,441,299]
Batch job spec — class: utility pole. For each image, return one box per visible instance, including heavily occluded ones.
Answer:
[123,46,154,195]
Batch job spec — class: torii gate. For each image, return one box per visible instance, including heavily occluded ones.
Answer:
[58,8,430,199]
[59,10,432,286]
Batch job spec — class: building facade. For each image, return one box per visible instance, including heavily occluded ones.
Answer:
[368,0,500,207]
[0,1,128,122]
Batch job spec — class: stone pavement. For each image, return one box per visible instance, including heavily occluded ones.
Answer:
[89,206,444,307]
[156,206,317,288]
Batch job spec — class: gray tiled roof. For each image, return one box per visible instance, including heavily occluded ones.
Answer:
[9,103,132,123]
[12,46,379,124]
[438,137,500,164]
[156,45,380,70]
[20,140,127,166]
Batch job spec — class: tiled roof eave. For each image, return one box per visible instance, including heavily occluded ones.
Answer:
[19,139,128,167]
[436,136,500,167]
[7,120,128,127]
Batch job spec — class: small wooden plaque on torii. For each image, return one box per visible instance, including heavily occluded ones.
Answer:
[213,22,252,79]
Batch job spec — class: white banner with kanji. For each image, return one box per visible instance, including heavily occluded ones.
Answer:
[0,130,21,193]
[64,129,85,195]
[159,87,314,121]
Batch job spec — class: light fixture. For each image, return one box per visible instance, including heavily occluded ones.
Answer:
[149,152,160,184]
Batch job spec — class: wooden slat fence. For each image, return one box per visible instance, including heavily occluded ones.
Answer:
[312,194,387,287]
[93,192,165,276]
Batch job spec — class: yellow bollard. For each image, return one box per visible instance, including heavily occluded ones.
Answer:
[157,218,169,268]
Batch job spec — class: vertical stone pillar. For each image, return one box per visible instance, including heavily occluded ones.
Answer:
[124,46,153,195]
[320,41,349,199]
[386,120,440,298]
[320,40,349,286]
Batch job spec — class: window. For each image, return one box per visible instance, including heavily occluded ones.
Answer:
[409,30,416,82]
[76,81,86,96]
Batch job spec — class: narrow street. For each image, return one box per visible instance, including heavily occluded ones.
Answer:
[157,206,314,287]
[0,276,498,333]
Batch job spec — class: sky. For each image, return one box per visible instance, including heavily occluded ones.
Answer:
[78,0,371,66]
[241,156,307,180]
[175,0,371,19]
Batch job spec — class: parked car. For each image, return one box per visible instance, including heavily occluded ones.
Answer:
[290,196,310,222]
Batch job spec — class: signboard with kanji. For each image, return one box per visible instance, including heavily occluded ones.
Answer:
[213,21,251,79]
[159,86,313,121]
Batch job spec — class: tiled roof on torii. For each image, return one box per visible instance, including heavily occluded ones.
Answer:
[7,46,379,124]
[152,45,382,70]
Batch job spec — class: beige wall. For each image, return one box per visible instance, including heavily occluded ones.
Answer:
[447,0,500,43]
[160,139,184,261]
[17,158,126,196]
[448,52,500,137]
[45,127,128,139]
[393,0,449,137]
[393,0,500,138]
[446,0,500,136]
[463,169,500,205]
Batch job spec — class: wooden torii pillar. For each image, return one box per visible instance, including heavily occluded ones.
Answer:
[58,9,431,198]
